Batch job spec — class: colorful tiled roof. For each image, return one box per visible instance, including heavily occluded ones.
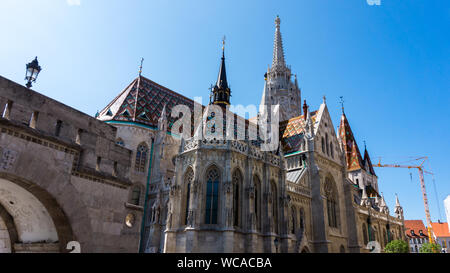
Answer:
[405,220,428,238]
[98,76,198,134]
[338,113,364,172]
[363,148,376,176]
[279,112,317,155]
[431,222,450,237]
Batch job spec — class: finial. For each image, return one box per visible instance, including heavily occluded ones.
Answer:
[323,95,327,104]
[364,140,367,150]
[339,96,345,113]
[222,36,226,56]
[275,15,280,28]
[138,57,144,76]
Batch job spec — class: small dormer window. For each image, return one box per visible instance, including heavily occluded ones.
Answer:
[411,230,415,236]
[419,230,424,236]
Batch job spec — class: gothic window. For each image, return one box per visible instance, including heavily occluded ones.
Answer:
[184,168,194,225]
[325,133,329,156]
[254,175,261,231]
[321,137,325,153]
[362,223,368,245]
[291,207,297,234]
[325,177,338,228]
[299,208,305,230]
[131,186,141,206]
[330,142,334,158]
[232,169,243,228]
[271,181,278,234]
[135,143,149,172]
[340,245,345,253]
[205,167,220,224]
[383,228,387,247]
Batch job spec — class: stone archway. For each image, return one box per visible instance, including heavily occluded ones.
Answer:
[0,176,74,253]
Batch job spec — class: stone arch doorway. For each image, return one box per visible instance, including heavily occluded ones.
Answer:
[0,175,74,253]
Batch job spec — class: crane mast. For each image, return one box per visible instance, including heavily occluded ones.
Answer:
[375,157,435,244]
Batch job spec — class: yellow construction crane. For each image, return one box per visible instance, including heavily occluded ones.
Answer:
[374,157,435,244]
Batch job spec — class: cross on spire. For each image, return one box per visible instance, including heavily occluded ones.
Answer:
[139,57,144,76]
[339,96,345,113]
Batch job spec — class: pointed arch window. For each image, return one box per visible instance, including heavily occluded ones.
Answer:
[291,206,297,234]
[254,175,261,231]
[299,207,305,230]
[184,168,194,225]
[271,181,278,234]
[135,143,149,172]
[321,137,325,153]
[232,169,242,228]
[205,167,220,224]
[325,177,338,228]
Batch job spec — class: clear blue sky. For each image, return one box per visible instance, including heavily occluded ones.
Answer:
[0,0,449,225]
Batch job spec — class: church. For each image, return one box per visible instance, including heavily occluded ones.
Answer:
[96,16,406,253]
[0,17,405,253]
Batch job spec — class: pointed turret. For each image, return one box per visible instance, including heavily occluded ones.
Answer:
[360,186,370,208]
[363,146,377,176]
[394,194,404,219]
[338,112,364,172]
[158,104,168,132]
[379,192,389,214]
[211,38,231,107]
[272,15,286,68]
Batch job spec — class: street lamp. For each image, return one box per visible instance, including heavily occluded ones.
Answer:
[274,237,279,253]
[25,57,42,88]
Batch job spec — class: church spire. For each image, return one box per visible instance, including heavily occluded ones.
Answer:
[272,15,286,68]
[211,37,231,107]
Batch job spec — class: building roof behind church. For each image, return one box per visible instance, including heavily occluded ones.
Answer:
[431,222,450,237]
[405,220,429,238]
[338,112,364,172]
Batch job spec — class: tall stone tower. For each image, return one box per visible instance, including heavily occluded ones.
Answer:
[259,16,302,122]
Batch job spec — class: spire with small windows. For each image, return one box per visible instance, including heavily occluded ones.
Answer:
[211,37,231,107]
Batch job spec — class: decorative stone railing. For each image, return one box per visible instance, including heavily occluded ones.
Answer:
[182,138,282,167]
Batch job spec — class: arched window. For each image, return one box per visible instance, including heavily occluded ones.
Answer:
[291,206,297,234]
[232,169,243,228]
[340,245,345,253]
[135,143,149,172]
[362,223,368,245]
[254,175,261,231]
[325,177,338,228]
[383,228,387,247]
[299,208,305,230]
[330,142,334,158]
[131,186,141,206]
[271,181,278,234]
[205,167,220,224]
[184,168,194,225]
[321,137,325,153]
[325,134,329,156]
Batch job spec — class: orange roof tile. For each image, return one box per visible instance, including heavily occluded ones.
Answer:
[404,220,428,238]
[431,222,450,237]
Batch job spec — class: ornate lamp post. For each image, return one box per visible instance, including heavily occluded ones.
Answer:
[25,57,42,88]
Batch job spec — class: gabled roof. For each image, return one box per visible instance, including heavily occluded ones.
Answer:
[363,148,377,176]
[405,220,429,238]
[431,222,450,237]
[279,112,318,155]
[98,76,197,133]
[338,113,364,172]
